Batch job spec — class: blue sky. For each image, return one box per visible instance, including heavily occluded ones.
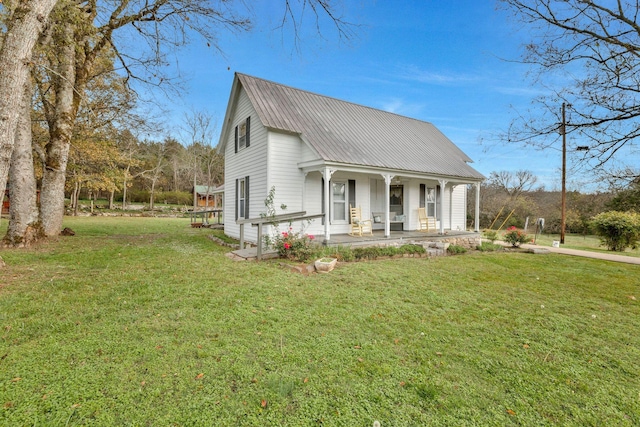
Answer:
[152,1,575,190]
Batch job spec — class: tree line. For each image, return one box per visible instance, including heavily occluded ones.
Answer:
[469,169,639,235]
[0,0,354,247]
[2,1,640,248]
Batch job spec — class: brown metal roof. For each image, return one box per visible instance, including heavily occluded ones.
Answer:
[236,73,485,181]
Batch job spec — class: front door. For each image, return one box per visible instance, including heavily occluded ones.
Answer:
[390,185,404,230]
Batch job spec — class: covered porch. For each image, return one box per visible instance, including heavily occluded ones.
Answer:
[298,164,482,244]
[229,229,481,261]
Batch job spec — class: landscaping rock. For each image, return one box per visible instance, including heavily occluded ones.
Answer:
[527,247,550,254]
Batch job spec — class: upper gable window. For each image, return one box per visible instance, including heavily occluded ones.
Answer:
[235,116,251,153]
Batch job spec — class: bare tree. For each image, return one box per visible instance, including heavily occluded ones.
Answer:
[487,170,539,200]
[501,0,640,184]
[139,140,168,210]
[181,109,219,211]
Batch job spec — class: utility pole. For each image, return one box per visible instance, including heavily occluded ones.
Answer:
[560,103,567,244]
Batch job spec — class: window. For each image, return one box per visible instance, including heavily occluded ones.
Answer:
[332,181,346,222]
[236,176,249,219]
[426,187,436,217]
[234,116,251,152]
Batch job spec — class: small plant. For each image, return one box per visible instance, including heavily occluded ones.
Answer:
[483,229,499,243]
[502,226,531,247]
[266,226,316,261]
[590,211,640,252]
[323,245,355,262]
[447,244,467,255]
[262,187,317,262]
[399,244,427,254]
[476,241,503,252]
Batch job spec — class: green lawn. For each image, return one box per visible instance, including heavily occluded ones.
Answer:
[530,232,640,257]
[0,217,638,426]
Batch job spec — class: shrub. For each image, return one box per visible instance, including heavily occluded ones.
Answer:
[317,245,354,262]
[327,244,426,261]
[590,211,640,252]
[502,226,531,247]
[483,229,499,243]
[265,226,317,262]
[399,244,427,254]
[158,191,193,205]
[262,186,318,262]
[476,242,503,252]
[447,244,467,255]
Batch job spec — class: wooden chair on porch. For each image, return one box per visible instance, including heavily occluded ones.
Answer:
[349,205,373,237]
[418,207,436,232]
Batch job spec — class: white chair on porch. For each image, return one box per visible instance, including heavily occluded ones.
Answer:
[349,205,373,237]
[418,207,436,232]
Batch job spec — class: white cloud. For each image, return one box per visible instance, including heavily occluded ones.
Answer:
[399,65,481,85]
[379,97,425,116]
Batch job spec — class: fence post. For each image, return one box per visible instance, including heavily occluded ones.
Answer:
[256,223,263,260]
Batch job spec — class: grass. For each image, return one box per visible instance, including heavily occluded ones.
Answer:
[0,217,639,425]
[531,232,640,257]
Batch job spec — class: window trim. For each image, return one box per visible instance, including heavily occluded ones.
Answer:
[330,180,348,224]
[236,176,250,220]
[426,186,436,218]
[234,116,251,153]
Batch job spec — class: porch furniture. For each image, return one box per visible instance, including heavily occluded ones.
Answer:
[372,211,404,231]
[418,207,436,232]
[349,205,373,237]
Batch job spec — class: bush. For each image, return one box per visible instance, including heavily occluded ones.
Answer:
[319,246,355,262]
[590,211,640,252]
[502,226,532,247]
[476,242,503,252]
[399,244,427,254]
[158,191,193,205]
[266,226,317,262]
[483,229,499,243]
[262,186,318,262]
[125,189,150,204]
[447,244,467,255]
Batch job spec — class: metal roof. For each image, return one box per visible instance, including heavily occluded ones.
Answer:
[194,185,224,195]
[235,73,485,181]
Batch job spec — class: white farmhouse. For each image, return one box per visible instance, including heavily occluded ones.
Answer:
[217,73,485,244]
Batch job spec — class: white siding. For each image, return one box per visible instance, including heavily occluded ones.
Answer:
[268,132,305,212]
[263,132,321,239]
[224,88,268,243]
[450,184,467,231]
[303,172,324,238]
[300,140,320,163]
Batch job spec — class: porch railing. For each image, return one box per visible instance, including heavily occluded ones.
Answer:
[237,211,325,260]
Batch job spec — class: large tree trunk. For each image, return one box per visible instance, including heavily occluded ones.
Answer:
[149,179,156,211]
[40,23,76,237]
[122,176,128,209]
[0,0,58,198]
[4,79,43,247]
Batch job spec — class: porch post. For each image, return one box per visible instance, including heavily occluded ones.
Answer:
[475,182,481,232]
[301,172,308,212]
[323,168,334,242]
[438,179,448,235]
[383,174,393,238]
